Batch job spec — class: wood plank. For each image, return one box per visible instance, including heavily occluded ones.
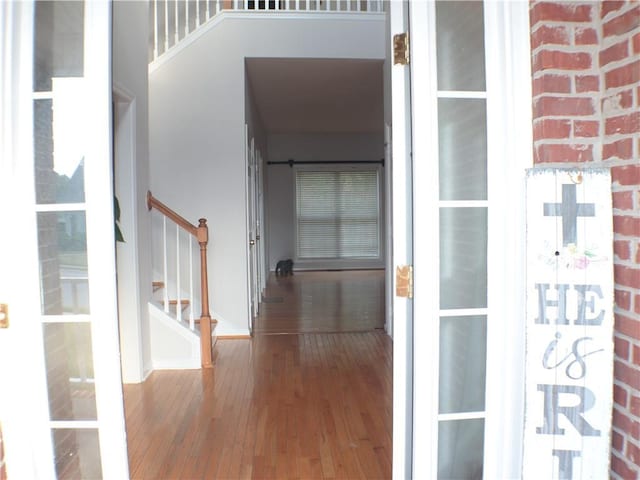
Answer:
[124,271,391,479]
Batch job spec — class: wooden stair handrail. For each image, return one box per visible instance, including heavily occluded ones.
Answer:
[147,190,214,368]
[147,191,198,236]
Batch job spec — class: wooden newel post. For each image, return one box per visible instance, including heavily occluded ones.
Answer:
[197,218,213,368]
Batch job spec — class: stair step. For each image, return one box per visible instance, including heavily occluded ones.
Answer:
[162,299,190,309]
[152,281,165,291]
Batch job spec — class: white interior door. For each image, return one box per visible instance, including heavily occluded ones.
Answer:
[408,1,532,478]
[245,128,259,332]
[0,1,129,478]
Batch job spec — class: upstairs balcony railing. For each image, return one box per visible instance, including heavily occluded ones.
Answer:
[150,0,385,62]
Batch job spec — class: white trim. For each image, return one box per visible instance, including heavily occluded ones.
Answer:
[0,2,56,478]
[410,0,441,478]
[40,315,92,323]
[437,90,487,99]
[32,91,53,99]
[34,202,87,212]
[149,10,385,74]
[438,411,485,421]
[49,421,99,429]
[83,2,129,477]
[483,1,532,478]
[438,200,489,208]
[390,1,413,478]
[439,308,488,317]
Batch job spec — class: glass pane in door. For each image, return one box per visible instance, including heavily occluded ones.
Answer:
[33,1,104,476]
[437,419,484,480]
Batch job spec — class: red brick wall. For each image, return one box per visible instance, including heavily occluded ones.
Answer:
[531,2,640,478]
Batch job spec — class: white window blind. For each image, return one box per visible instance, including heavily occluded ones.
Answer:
[295,169,380,259]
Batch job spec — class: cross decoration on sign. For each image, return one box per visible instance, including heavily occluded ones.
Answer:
[543,183,595,246]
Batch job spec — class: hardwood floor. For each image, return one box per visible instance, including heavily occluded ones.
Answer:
[254,270,385,334]
[124,271,392,479]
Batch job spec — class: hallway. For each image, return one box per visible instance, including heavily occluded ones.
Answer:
[124,271,392,479]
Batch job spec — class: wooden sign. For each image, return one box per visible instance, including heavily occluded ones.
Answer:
[523,169,614,479]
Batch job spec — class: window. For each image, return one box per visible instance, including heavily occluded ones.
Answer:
[295,169,380,260]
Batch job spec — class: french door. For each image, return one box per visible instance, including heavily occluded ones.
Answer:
[398,1,533,478]
[0,1,129,478]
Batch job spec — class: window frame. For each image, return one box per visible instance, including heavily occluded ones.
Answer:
[293,164,385,270]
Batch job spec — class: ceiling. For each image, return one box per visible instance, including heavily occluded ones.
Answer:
[245,58,384,134]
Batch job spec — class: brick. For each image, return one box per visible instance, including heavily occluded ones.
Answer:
[531,2,593,25]
[534,96,595,116]
[606,111,640,135]
[535,143,594,163]
[531,25,570,49]
[634,343,640,366]
[533,50,593,72]
[576,74,600,93]
[575,26,598,45]
[613,191,634,210]
[636,243,640,263]
[615,359,640,389]
[574,120,599,137]
[614,215,640,237]
[612,429,625,452]
[612,452,637,479]
[532,74,571,95]
[604,138,634,160]
[634,32,640,54]
[616,313,640,340]
[606,60,640,89]
[615,286,632,307]
[629,442,640,468]
[615,264,640,289]
[602,1,626,19]
[600,40,629,67]
[612,164,640,186]
[603,5,640,38]
[632,395,640,416]
[615,335,630,359]
[603,89,634,112]
[636,293,640,315]
[615,383,629,407]
[533,118,572,139]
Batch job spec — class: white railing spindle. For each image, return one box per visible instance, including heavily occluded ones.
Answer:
[206,0,210,20]
[153,0,159,59]
[164,0,169,52]
[189,238,195,330]
[196,0,200,27]
[366,0,371,12]
[175,0,179,45]
[162,216,169,313]
[186,0,190,34]
[175,224,181,322]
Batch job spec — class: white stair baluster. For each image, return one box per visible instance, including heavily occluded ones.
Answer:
[189,237,195,330]
[176,224,181,322]
[295,0,300,11]
[162,216,169,313]
[175,0,179,44]
[366,0,371,12]
[153,0,159,59]
[164,0,169,52]
[206,0,210,20]
[185,0,190,34]
[196,0,200,27]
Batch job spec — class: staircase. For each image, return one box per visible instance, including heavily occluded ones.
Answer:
[147,191,217,368]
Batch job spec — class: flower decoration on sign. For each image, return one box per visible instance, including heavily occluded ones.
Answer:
[538,242,607,271]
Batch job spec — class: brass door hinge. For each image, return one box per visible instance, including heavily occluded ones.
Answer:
[393,33,410,66]
[0,304,8,328]
[396,265,413,299]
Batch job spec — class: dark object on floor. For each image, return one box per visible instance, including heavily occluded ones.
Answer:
[275,259,293,276]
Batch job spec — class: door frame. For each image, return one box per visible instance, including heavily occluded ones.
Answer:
[0,1,129,477]
[392,0,533,477]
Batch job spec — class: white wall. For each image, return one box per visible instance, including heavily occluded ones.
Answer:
[149,14,385,336]
[266,132,385,270]
[112,1,153,383]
